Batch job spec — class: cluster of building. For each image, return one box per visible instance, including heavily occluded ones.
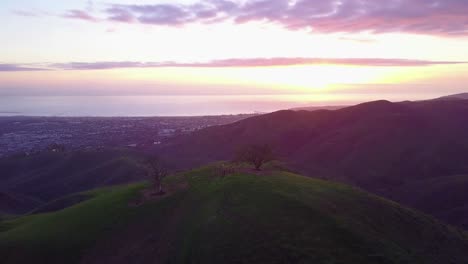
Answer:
[0,114,256,157]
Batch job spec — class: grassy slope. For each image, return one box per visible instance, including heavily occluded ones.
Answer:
[0,184,143,263]
[1,166,468,264]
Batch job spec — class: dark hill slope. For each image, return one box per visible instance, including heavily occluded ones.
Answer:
[0,150,147,214]
[393,175,468,229]
[0,192,42,215]
[1,167,468,264]
[159,100,468,190]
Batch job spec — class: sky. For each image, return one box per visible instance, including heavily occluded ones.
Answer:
[1,0,468,113]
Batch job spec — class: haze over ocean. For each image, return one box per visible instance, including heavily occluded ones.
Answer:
[0,95,305,116]
[0,93,443,117]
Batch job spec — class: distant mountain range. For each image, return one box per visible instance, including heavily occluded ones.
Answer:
[289,92,468,111]
[435,93,468,100]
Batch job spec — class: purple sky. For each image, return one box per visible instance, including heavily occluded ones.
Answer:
[1,0,468,110]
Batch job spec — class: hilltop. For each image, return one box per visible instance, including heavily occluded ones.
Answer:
[157,99,468,228]
[1,166,468,264]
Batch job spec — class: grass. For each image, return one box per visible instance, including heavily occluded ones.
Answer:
[1,165,468,263]
[0,184,134,261]
[170,168,468,264]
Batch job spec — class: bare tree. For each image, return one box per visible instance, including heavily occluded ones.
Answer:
[235,144,274,171]
[146,156,168,195]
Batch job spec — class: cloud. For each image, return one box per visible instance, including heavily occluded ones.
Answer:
[98,0,468,36]
[51,61,158,70]
[17,1,468,36]
[12,9,51,17]
[12,10,41,17]
[63,9,98,22]
[1,58,465,72]
[104,3,225,25]
[16,8,98,22]
[0,64,49,72]
[47,58,468,70]
[106,6,135,23]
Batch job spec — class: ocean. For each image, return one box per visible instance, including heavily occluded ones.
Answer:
[0,95,344,117]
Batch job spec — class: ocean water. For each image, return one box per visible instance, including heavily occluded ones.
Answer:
[0,95,343,117]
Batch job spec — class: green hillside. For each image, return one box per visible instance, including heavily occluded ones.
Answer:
[1,166,468,264]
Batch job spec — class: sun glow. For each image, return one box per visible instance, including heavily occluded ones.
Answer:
[2,63,467,97]
[109,64,422,91]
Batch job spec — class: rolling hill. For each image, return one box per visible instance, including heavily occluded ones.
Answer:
[156,99,468,228]
[0,149,148,215]
[1,166,468,264]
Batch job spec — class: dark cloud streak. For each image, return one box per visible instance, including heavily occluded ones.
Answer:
[0,64,49,72]
[3,58,465,72]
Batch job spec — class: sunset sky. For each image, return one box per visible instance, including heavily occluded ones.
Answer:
[1,0,468,114]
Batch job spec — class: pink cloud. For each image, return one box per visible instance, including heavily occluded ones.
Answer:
[63,9,98,22]
[16,1,468,36]
[49,58,467,70]
[2,58,465,72]
[106,6,135,23]
[99,0,468,36]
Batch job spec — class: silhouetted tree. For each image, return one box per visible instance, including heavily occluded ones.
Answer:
[146,156,168,195]
[235,144,274,170]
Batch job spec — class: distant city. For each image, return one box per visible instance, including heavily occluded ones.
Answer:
[0,114,256,157]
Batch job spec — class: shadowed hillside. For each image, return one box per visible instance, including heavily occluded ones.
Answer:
[0,149,148,214]
[392,175,468,229]
[1,166,468,264]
